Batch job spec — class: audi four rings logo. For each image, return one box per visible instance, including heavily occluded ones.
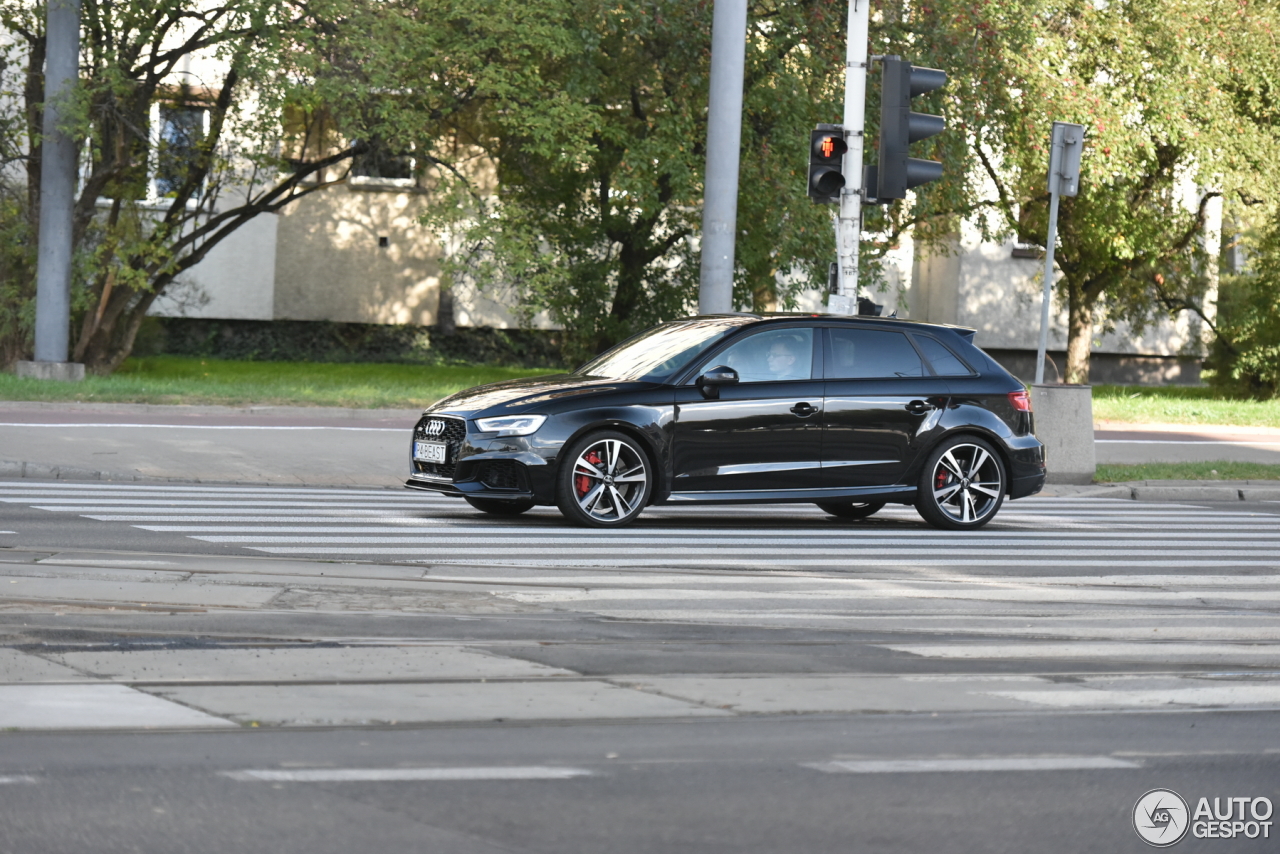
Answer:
[422,419,447,437]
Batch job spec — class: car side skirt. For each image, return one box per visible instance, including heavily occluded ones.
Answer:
[662,484,916,506]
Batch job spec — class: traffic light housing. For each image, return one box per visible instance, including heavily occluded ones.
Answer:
[807,124,847,204]
[877,57,946,201]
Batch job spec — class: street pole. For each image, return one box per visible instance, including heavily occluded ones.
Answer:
[830,0,869,315]
[1034,121,1085,384]
[698,0,748,315]
[1034,190,1060,385]
[32,0,81,374]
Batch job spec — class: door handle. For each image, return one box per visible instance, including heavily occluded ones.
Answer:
[905,399,937,415]
[790,402,819,418]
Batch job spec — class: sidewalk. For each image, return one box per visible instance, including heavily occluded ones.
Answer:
[2,402,1279,499]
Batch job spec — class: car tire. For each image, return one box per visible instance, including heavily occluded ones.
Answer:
[464,496,536,515]
[556,430,652,528]
[915,435,1006,530]
[815,500,885,520]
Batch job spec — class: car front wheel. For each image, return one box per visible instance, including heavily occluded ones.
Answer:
[556,430,652,527]
[915,436,1006,530]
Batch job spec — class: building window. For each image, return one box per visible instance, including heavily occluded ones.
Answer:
[350,136,417,188]
[154,104,207,198]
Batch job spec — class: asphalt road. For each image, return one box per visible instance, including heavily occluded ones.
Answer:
[2,480,1279,852]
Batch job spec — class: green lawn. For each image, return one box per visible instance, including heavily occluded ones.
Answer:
[1091,384,1280,428]
[1095,461,1280,482]
[0,356,560,409]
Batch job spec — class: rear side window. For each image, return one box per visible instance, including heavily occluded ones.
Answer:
[912,335,972,376]
[825,328,924,379]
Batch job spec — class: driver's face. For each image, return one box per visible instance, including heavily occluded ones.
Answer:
[766,344,795,374]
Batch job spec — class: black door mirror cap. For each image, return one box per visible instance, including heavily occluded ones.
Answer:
[698,366,740,386]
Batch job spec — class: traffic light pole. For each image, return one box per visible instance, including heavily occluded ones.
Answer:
[830,0,869,315]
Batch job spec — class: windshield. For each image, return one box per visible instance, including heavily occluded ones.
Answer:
[575,318,751,382]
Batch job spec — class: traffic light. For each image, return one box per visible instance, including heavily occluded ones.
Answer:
[877,57,946,201]
[807,124,847,204]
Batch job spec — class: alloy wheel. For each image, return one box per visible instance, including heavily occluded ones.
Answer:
[928,442,1003,525]
[567,436,649,524]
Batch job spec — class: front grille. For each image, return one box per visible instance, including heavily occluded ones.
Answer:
[477,460,525,491]
[412,414,467,480]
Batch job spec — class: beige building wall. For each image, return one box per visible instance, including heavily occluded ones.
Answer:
[272,183,441,325]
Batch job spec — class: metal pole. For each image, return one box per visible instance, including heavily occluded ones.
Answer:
[833,0,869,309]
[698,0,748,315]
[34,0,80,365]
[1035,189,1060,385]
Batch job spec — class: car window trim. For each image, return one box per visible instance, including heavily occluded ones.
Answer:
[905,331,979,377]
[820,323,932,381]
[679,323,820,386]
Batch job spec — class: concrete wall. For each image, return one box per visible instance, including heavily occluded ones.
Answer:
[271,183,440,325]
[152,213,278,320]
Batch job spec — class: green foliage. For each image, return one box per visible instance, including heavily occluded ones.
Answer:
[1095,461,1280,482]
[1211,219,1280,398]
[147,318,567,368]
[425,0,850,362]
[0,36,34,366]
[0,355,554,408]
[1092,383,1280,427]
[895,0,1280,382]
[0,0,575,373]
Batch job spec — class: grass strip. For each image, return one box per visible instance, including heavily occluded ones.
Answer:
[1092,385,1280,428]
[0,356,559,409]
[1095,461,1280,482]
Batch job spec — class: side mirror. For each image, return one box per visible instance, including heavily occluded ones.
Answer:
[696,365,738,399]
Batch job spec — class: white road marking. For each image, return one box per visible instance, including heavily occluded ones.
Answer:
[805,756,1139,773]
[0,422,404,432]
[0,775,37,784]
[222,766,592,782]
[884,643,1280,659]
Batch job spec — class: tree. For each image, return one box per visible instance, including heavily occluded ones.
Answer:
[425,0,852,362]
[879,0,1280,383]
[1,0,572,373]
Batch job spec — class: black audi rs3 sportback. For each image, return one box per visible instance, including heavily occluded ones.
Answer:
[406,314,1046,529]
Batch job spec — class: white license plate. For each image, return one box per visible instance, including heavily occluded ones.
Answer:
[413,441,448,463]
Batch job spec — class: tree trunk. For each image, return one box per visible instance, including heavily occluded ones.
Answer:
[1065,281,1095,384]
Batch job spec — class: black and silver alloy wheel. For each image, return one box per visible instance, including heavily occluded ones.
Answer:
[915,435,1006,530]
[557,430,652,527]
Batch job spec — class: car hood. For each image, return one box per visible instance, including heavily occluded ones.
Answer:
[426,374,657,416]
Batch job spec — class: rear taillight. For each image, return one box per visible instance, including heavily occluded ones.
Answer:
[1008,390,1032,412]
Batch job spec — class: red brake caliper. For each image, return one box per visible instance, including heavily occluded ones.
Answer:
[935,467,950,490]
[576,451,603,497]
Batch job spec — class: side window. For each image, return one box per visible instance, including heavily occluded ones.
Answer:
[912,335,973,376]
[700,328,814,383]
[825,328,924,379]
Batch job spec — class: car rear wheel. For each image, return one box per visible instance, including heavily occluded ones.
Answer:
[815,500,885,520]
[915,435,1006,530]
[556,430,652,527]
[464,496,536,515]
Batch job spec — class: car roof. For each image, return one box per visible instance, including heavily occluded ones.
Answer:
[690,312,977,338]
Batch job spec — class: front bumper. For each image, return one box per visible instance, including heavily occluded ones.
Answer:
[406,413,558,503]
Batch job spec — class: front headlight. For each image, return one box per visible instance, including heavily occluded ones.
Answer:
[474,414,547,437]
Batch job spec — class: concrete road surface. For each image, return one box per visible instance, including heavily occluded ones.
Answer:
[2,481,1280,851]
